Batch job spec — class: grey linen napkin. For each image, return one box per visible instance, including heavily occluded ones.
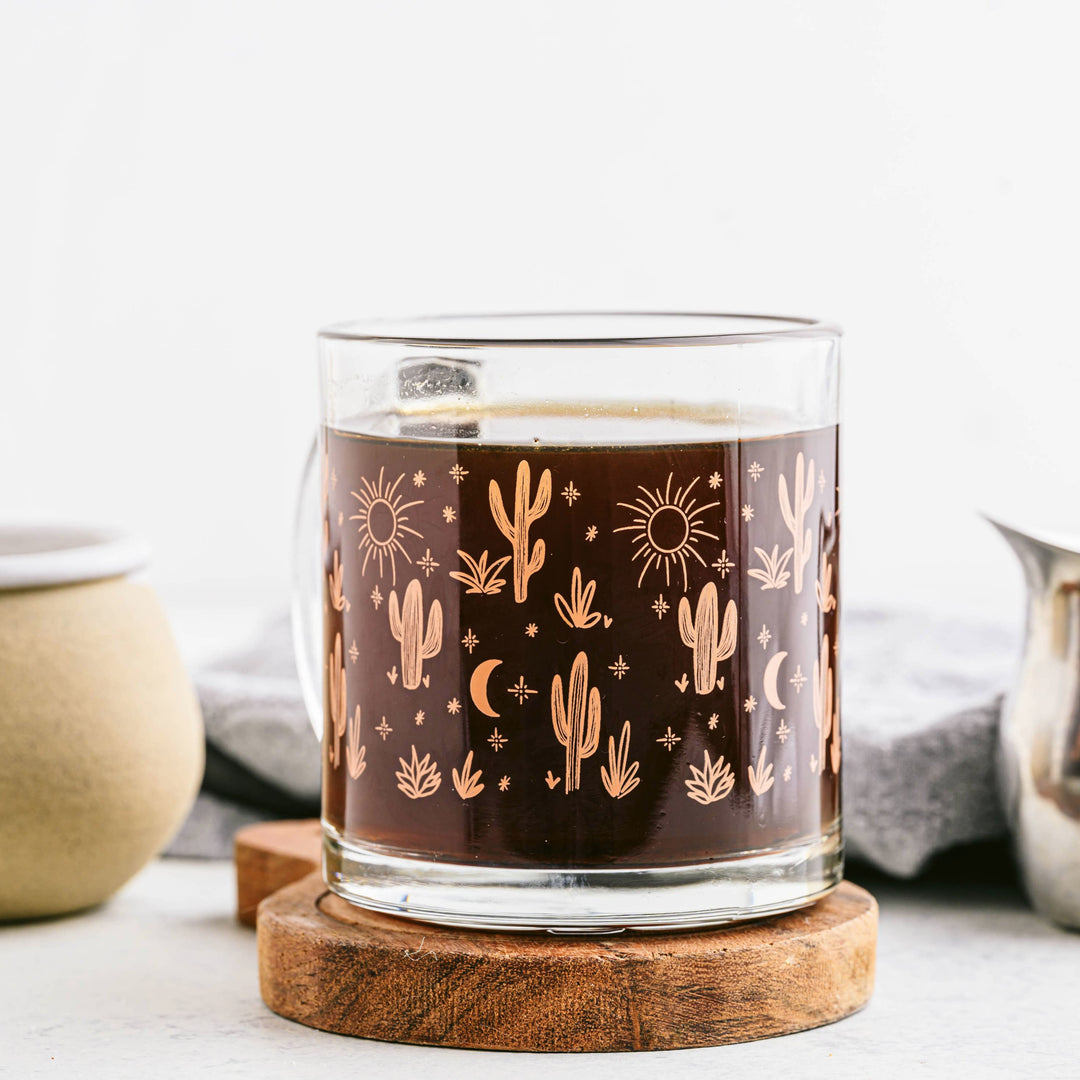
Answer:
[168,609,1019,877]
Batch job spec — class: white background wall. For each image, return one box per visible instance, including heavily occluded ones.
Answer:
[4,1,1078,626]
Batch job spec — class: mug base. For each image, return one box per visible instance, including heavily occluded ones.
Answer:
[322,820,843,933]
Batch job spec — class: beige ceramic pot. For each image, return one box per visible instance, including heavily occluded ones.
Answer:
[0,526,204,919]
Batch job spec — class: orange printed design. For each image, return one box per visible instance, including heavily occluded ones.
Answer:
[468,658,502,718]
[763,650,788,711]
[388,579,442,691]
[396,746,442,799]
[747,746,775,796]
[350,468,424,586]
[678,583,737,695]
[748,545,793,591]
[551,651,601,793]
[815,555,837,613]
[778,452,815,595]
[813,634,839,775]
[600,721,640,799]
[449,549,511,595]
[489,460,551,603]
[328,633,347,769]
[554,566,601,629]
[685,751,735,805]
[452,751,485,799]
[345,707,366,780]
[614,474,720,591]
[328,550,350,612]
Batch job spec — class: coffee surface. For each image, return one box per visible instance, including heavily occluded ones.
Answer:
[322,413,840,867]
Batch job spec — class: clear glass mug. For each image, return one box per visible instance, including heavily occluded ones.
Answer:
[293,313,842,932]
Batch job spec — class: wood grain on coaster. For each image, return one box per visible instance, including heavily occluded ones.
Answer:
[237,819,877,1052]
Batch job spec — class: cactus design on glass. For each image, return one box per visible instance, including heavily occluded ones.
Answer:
[551,651,601,793]
[489,459,551,603]
[320,419,840,869]
[388,578,443,690]
[677,583,737,694]
[813,633,838,776]
[778,451,815,595]
[328,632,347,768]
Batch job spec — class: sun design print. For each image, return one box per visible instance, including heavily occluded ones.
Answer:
[349,468,424,586]
[614,474,720,590]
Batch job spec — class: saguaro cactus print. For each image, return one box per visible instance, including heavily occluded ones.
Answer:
[388,578,443,690]
[551,651,601,793]
[678,583,737,695]
[489,459,551,603]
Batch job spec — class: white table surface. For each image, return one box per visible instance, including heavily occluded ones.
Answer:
[3,857,1079,1079]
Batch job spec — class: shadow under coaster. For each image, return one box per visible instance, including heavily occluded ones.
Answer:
[235,820,877,1053]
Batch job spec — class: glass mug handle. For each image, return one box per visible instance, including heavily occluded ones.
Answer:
[290,438,324,739]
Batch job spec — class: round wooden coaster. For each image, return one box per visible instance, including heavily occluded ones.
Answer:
[241,821,877,1052]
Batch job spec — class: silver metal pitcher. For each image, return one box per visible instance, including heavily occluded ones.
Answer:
[989,518,1080,928]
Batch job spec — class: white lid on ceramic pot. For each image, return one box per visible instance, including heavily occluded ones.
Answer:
[0,525,151,591]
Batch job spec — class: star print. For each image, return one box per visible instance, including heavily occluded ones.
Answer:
[370,585,383,609]
[744,695,757,713]
[498,775,510,792]
[657,726,681,751]
[609,655,629,679]
[585,525,598,542]
[789,666,807,693]
[712,550,735,578]
[413,470,426,487]
[800,612,808,626]
[417,549,439,577]
[783,765,792,782]
[449,464,468,484]
[348,640,359,663]
[708,713,719,730]
[525,622,538,638]
[414,710,425,726]
[652,594,669,620]
[741,504,755,523]
[508,676,536,704]
[375,717,392,740]
[708,472,723,489]
[446,697,461,715]
[757,624,771,649]
[562,481,581,505]
[461,629,478,653]
[748,461,764,482]
[442,505,456,523]
[776,719,790,743]
[488,728,507,751]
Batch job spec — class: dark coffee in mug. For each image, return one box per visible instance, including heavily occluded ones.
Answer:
[321,406,839,869]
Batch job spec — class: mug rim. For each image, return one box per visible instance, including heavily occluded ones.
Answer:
[318,310,842,349]
[0,524,151,591]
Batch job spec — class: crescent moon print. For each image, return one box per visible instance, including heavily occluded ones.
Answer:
[614,473,720,590]
[349,467,424,586]
[763,650,788,711]
[469,658,503,718]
